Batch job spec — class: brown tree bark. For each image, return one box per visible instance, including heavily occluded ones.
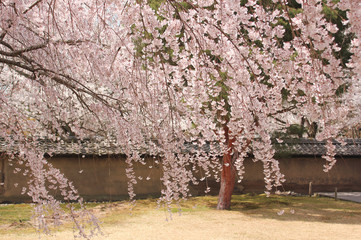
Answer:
[217,126,236,210]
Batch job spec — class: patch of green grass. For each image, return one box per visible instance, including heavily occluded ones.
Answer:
[0,204,34,234]
[149,193,361,224]
[0,202,106,235]
[225,194,361,224]
[0,204,33,225]
[58,201,103,213]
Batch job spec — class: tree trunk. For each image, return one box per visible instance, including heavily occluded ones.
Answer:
[217,126,236,210]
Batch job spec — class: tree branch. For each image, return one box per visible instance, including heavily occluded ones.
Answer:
[23,0,43,14]
[0,57,35,72]
[0,42,47,57]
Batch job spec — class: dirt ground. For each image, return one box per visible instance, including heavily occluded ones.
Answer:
[1,207,361,240]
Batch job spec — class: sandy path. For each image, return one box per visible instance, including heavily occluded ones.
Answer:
[2,209,361,240]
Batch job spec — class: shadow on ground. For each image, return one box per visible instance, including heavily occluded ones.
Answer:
[201,193,361,225]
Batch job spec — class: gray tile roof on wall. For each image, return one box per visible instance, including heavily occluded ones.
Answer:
[1,138,361,157]
[0,137,123,156]
[274,139,361,156]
